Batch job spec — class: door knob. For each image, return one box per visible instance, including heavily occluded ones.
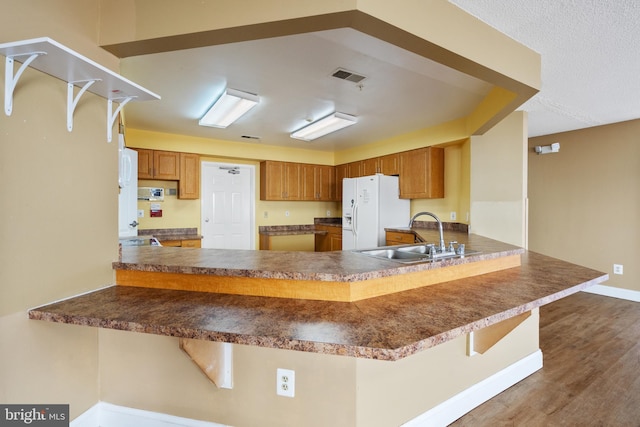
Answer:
[129,220,139,228]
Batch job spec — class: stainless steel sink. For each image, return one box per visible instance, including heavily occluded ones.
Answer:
[354,243,479,264]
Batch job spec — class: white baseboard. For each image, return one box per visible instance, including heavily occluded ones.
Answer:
[74,351,546,427]
[403,349,543,427]
[71,402,228,427]
[582,284,640,302]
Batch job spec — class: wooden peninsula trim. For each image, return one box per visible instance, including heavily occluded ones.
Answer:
[115,254,521,302]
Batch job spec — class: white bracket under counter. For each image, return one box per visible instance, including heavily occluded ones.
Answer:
[0,37,160,142]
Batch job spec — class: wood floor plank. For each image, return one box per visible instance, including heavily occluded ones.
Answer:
[450,292,640,426]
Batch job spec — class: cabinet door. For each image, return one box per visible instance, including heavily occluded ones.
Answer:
[361,158,379,176]
[335,164,348,200]
[347,161,362,178]
[314,225,330,251]
[154,151,180,180]
[399,147,444,199]
[301,164,316,200]
[260,161,285,200]
[137,148,154,179]
[284,162,301,200]
[179,153,200,199]
[316,165,336,201]
[329,233,342,251]
[379,153,400,176]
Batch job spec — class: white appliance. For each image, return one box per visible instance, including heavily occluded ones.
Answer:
[118,133,139,237]
[342,174,410,250]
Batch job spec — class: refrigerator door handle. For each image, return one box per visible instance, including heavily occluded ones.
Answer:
[352,203,358,240]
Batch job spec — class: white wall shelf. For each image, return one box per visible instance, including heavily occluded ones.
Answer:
[0,37,160,142]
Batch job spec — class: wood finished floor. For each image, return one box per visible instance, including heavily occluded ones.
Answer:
[451,291,640,427]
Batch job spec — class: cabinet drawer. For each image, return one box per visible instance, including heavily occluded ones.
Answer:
[385,231,416,245]
[181,239,201,248]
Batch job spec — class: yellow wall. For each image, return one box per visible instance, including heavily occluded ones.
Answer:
[470,111,528,246]
[0,0,117,417]
[529,120,640,292]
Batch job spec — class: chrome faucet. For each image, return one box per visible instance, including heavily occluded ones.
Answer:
[409,211,446,252]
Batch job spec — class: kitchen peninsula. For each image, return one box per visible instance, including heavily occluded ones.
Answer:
[29,229,607,425]
[31,230,606,360]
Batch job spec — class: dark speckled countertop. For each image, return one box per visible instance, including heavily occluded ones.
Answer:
[29,228,608,360]
[112,231,523,282]
[139,227,202,241]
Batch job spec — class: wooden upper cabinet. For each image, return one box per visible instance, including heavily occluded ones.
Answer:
[260,161,283,200]
[379,153,400,176]
[263,161,335,201]
[153,150,180,180]
[361,158,379,176]
[301,164,316,200]
[284,162,301,200]
[347,161,362,178]
[399,146,444,199]
[335,164,348,200]
[316,165,336,201]
[136,148,154,179]
[260,161,302,200]
[136,149,179,180]
[178,153,200,199]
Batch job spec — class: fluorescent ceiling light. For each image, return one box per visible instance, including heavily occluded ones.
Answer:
[290,112,357,141]
[199,88,259,128]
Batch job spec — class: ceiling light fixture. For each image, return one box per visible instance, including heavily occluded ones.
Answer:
[199,88,259,128]
[290,112,357,141]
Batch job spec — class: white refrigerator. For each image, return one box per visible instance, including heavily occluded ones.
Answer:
[118,133,139,237]
[342,174,410,250]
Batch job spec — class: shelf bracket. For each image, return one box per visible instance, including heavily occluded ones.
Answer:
[107,96,135,142]
[179,339,233,389]
[4,51,46,116]
[67,79,100,132]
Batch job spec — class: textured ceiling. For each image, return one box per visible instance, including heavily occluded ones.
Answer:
[450,0,640,137]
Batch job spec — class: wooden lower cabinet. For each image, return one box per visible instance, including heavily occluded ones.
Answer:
[386,231,417,246]
[315,225,343,251]
[159,239,201,248]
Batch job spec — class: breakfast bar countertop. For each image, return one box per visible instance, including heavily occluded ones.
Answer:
[29,231,608,360]
[113,231,524,282]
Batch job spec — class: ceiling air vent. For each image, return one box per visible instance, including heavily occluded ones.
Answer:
[331,68,367,84]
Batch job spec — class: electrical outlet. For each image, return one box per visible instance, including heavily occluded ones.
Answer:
[613,264,623,275]
[263,211,268,219]
[326,210,331,217]
[276,368,295,397]
[450,211,457,221]
[137,210,144,218]
[285,211,290,217]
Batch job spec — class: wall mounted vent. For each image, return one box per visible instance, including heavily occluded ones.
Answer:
[331,68,367,84]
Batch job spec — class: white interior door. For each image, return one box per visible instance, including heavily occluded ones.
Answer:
[201,162,255,249]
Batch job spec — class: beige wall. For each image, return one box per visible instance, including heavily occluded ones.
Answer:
[0,0,117,417]
[98,310,539,426]
[470,111,528,246]
[529,120,640,292]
